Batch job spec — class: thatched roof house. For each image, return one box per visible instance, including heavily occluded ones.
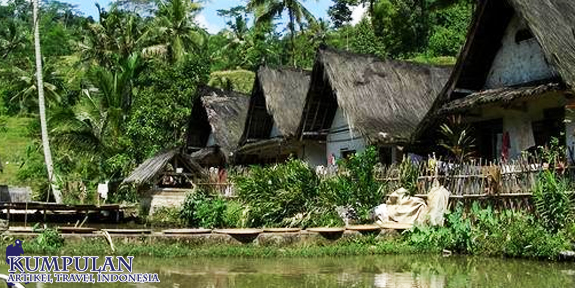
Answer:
[123,149,205,187]
[298,47,451,164]
[414,0,575,161]
[237,67,311,163]
[186,86,250,166]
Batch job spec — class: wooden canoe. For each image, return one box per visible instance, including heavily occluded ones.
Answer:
[8,227,41,233]
[346,225,381,232]
[162,228,212,235]
[306,227,345,233]
[377,222,413,230]
[213,229,263,236]
[263,228,301,233]
[101,229,152,234]
[58,227,97,234]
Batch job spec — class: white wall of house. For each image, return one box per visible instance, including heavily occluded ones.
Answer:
[466,93,566,160]
[206,132,215,147]
[565,105,575,164]
[485,15,557,89]
[326,107,367,161]
[269,122,282,138]
[298,140,327,167]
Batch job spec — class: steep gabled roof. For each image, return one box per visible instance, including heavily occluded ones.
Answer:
[123,149,205,185]
[186,86,249,156]
[240,67,311,144]
[299,47,451,144]
[414,0,575,141]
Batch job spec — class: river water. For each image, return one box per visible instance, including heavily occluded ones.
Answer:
[4,255,575,287]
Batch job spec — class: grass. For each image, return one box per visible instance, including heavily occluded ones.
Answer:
[0,116,35,186]
[406,55,457,66]
[208,70,256,94]
[15,236,419,258]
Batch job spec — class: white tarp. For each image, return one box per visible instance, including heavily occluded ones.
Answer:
[385,188,427,225]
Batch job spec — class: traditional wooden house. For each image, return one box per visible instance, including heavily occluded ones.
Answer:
[298,47,451,165]
[237,66,319,165]
[186,86,250,167]
[123,149,206,214]
[415,0,575,162]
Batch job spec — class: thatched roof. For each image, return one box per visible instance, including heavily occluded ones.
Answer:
[299,47,451,144]
[123,149,205,185]
[187,86,249,157]
[509,0,575,88]
[439,82,563,114]
[414,0,575,140]
[240,67,311,144]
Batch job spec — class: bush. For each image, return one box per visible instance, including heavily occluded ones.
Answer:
[533,171,574,233]
[318,147,384,222]
[147,207,184,227]
[234,158,320,227]
[406,203,570,259]
[36,227,64,251]
[180,190,227,229]
[223,200,247,228]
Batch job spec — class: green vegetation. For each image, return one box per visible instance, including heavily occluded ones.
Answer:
[408,203,570,260]
[319,147,385,221]
[10,204,573,261]
[180,191,229,229]
[0,116,35,186]
[0,0,473,202]
[208,70,256,94]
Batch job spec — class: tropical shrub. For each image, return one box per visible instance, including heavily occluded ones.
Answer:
[234,158,320,227]
[223,200,247,228]
[319,147,385,222]
[533,170,574,233]
[406,203,570,259]
[35,227,64,251]
[180,190,227,228]
[398,157,419,196]
[147,207,184,227]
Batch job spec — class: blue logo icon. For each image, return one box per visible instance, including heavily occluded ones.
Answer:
[5,239,25,287]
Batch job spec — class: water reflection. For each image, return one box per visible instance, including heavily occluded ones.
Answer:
[5,255,575,287]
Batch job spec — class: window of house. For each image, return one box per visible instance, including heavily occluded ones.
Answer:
[515,28,534,43]
[532,107,565,148]
[474,119,503,161]
[379,147,393,165]
[341,149,356,160]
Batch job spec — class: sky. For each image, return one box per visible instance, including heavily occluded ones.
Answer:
[58,0,367,34]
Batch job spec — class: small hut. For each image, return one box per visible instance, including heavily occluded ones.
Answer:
[123,149,206,214]
[186,86,250,167]
[414,0,575,162]
[237,66,315,165]
[298,47,451,165]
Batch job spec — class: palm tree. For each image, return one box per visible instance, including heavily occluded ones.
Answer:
[145,0,207,63]
[33,0,63,203]
[6,60,62,113]
[51,55,140,155]
[247,0,317,67]
[78,4,148,69]
[0,19,28,60]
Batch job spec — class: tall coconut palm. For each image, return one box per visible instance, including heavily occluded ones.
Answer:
[78,4,148,69]
[33,0,62,203]
[7,60,62,113]
[51,54,140,155]
[247,0,317,67]
[0,19,27,60]
[145,0,207,63]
